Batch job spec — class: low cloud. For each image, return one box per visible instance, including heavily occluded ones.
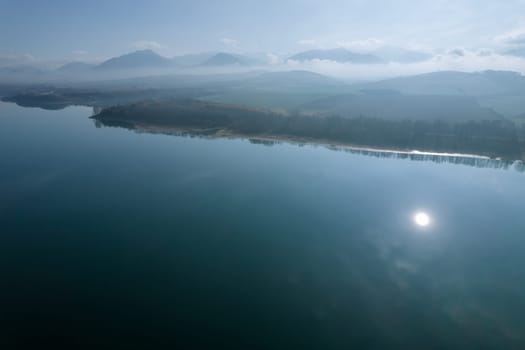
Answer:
[494,28,525,57]
[266,53,282,65]
[476,49,493,57]
[282,49,525,80]
[495,28,525,47]
[448,48,466,57]
[337,38,385,53]
[220,38,239,48]
[132,40,167,50]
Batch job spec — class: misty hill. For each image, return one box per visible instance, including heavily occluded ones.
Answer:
[75,70,339,92]
[300,90,502,122]
[289,48,384,64]
[355,70,525,117]
[0,65,45,83]
[172,53,215,66]
[57,62,94,72]
[200,53,255,66]
[199,70,350,109]
[236,70,344,90]
[359,70,525,96]
[95,50,172,70]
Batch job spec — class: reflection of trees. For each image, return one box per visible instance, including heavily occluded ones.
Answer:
[94,100,525,169]
[92,106,102,115]
[514,161,525,172]
[248,139,276,146]
[339,148,524,172]
[276,116,523,161]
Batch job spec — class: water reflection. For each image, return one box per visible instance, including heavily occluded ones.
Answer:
[258,137,525,172]
[341,147,525,172]
[414,212,431,227]
[90,116,525,172]
[3,102,525,348]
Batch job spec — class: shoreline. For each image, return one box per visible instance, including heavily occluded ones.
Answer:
[122,122,522,163]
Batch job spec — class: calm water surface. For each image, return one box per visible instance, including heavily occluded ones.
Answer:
[1,101,525,349]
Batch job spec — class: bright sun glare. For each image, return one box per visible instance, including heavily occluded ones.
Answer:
[414,212,431,227]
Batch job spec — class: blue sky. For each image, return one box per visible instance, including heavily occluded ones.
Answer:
[2,0,525,61]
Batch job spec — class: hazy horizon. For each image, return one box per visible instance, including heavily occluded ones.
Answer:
[3,0,525,79]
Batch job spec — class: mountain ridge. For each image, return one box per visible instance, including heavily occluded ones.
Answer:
[95,49,173,70]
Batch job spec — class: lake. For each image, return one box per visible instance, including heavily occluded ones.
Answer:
[1,101,525,349]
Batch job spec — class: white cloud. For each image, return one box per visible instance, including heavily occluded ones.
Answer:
[476,49,494,57]
[448,48,466,57]
[132,40,167,50]
[220,38,239,48]
[495,28,525,47]
[266,53,282,65]
[337,38,385,53]
[493,28,525,57]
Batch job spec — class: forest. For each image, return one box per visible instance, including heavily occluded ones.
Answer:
[94,99,525,161]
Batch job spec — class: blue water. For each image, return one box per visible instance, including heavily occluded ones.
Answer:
[1,101,525,349]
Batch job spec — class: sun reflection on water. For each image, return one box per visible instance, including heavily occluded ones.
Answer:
[414,211,431,227]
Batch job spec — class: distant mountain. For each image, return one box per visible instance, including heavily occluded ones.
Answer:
[95,50,172,70]
[200,52,255,66]
[172,53,215,66]
[351,71,525,118]
[289,48,384,64]
[300,91,502,122]
[357,70,525,96]
[57,62,94,72]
